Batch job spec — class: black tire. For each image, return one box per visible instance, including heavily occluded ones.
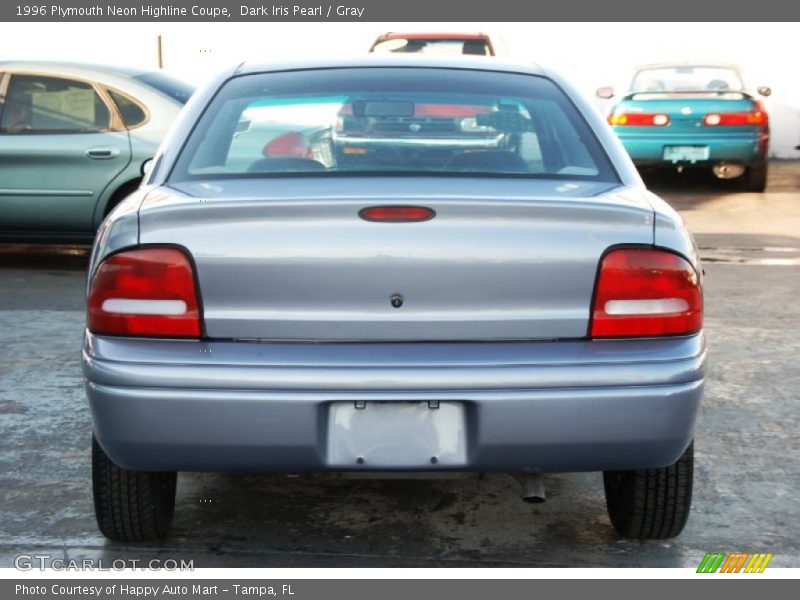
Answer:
[92,436,177,541]
[603,441,693,539]
[744,163,768,193]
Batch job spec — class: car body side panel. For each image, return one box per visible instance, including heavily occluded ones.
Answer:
[647,190,702,272]
[0,130,131,232]
[87,188,145,288]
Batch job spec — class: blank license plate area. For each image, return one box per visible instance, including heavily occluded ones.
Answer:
[326,401,467,468]
[663,145,710,162]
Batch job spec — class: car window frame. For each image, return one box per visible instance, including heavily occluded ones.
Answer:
[0,71,127,135]
[105,86,151,130]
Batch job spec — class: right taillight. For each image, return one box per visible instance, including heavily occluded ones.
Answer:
[88,247,201,338]
[703,102,768,127]
[590,248,702,338]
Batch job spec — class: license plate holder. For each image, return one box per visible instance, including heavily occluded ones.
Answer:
[663,145,710,162]
[326,401,467,468]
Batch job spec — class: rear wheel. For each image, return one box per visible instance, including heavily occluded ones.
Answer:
[603,441,693,539]
[92,436,177,541]
[744,162,768,192]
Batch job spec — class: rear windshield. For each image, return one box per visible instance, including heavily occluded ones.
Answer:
[371,38,491,56]
[169,68,618,182]
[631,66,744,93]
[133,71,195,104]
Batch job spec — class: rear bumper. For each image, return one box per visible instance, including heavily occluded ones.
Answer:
[615,132,763,165]
[83,331,706,473]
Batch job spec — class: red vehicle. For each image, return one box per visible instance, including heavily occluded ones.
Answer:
[369,33,496,56]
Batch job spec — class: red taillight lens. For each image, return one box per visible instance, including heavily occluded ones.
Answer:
[703,109,768,126]
[590,248,702,338]
[88,248,201,338]
[359,206,436,222]
[608,113,670,126]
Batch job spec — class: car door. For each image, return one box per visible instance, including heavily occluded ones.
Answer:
[0,72,131,233]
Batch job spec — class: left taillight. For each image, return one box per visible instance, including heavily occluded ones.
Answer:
[608,112,670,126]
[88,247,201,338]
[590,248,702,338]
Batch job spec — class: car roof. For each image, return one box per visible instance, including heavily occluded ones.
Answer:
[375,32,491,41]
[0,60,149,79]
[236,55,543,76]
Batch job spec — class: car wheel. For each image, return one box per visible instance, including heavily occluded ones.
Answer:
[744,163,768,193]
[603,441,693,539]
[92,435,177,541]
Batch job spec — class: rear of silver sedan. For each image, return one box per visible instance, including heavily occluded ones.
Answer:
[82,58,705,542]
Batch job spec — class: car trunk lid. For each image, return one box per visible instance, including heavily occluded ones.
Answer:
[139,177,654,341]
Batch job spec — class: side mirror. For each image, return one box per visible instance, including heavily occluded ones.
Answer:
[141,158,153,178]
[596,86,615,99]
[757,86,772,97]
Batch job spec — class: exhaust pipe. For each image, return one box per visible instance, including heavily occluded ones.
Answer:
[713,162,746,180]
[514,473,546,503]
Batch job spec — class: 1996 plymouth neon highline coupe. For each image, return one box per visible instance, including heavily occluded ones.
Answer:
[83,56,706,542]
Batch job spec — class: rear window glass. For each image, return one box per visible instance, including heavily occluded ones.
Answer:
[631,66,744,93]
[170,68,617,182]
[372,38,491,56]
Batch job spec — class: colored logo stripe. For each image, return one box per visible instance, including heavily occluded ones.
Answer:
[697,552,726,573]
[697,552,773,573]
[720,553,749,573]
[744,553,774,573]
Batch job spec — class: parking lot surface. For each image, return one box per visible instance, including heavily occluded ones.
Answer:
[1,162,798,568]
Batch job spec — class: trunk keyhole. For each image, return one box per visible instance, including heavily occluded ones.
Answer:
[390,294,404,308]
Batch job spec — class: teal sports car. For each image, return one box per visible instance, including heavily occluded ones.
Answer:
[0,61,194,241]
[599,64,771,191]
